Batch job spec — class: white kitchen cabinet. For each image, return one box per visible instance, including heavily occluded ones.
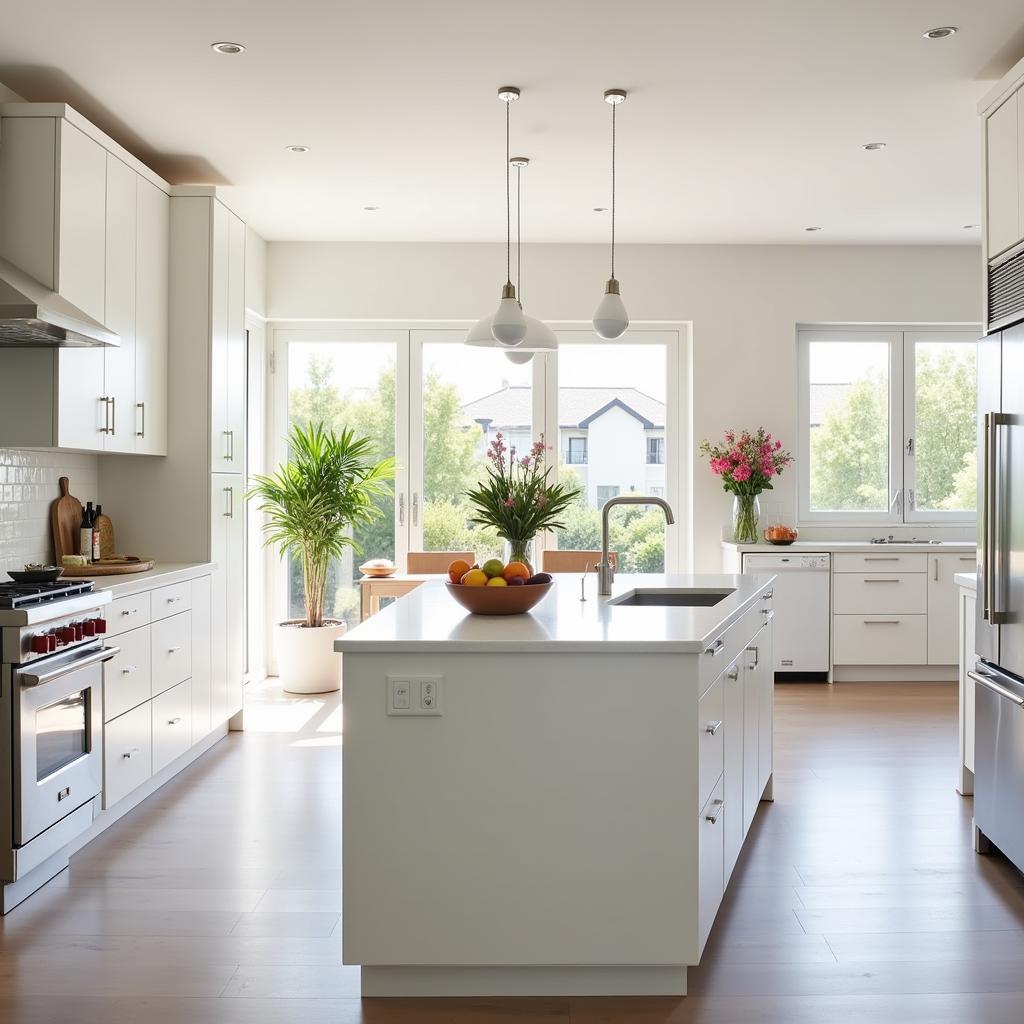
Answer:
[151,679,192,774]
[103,624,152,722]
[211,473,245,725]
[722,659,743,882]
[191,574,213,742]
[103,702,153,809]
[698,775,725,953]
[698,675,724,811]
[754,620,773,798]
[211,205,246,473]
[833,615,928,665]
[928,552,979,665]
[134,177,169,455]
[743,636,763,830]
[986,91,1022,259]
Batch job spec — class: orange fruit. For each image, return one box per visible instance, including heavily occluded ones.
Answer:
[448,558,472,584]
[461,568,489,587]
[486,576,508,587]
[502,561,530,582]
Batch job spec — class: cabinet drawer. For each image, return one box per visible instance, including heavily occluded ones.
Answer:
[151,581,191,622]
[833,614,928,665]
[103,624,151,721]
[152,679,192,774]
[698,675,725,810]
[833,572,927,615]
[833,553,927,573]
[151,611,192,696]
[103,702,152,808]
[700,592,772,694]
[698,774,726,954]
[107,591,152,636]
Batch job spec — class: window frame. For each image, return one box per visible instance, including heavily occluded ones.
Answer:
[797,326,978,527]
[567,435,588,465]
[646,436,665,465]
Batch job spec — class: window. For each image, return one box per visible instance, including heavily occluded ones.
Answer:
[566,436,588,464]
[646,436,665,464]
[596,485,620,508]
[798,328,978,524]
[650,486,665,497]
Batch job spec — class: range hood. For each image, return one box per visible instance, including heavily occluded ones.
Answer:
[0,256,119,347]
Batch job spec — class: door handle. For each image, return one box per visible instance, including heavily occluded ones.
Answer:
[110,396,116,435]
[122,747,141,760]
[168,716,183,725]
[726,665,740,681]
[969,669,1024,708]
[983,412,995,622]
[136,402,145,438]
[704,639,725,657]
[412,492,419,527]
[704,799,724,825]
[746,645,759,668]
[100,396,111,434]
[399,493,405,526]
[991,413,1011,624]
[705,720,723,735]
[223,486,234,518]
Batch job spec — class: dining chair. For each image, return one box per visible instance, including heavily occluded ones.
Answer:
[541,550,618,574]
[406,551,476,574]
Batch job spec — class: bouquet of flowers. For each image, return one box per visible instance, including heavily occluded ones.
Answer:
[699,428,794,542]
[465,434,581,567]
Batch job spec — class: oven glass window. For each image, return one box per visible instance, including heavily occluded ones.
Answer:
[36,690,88,781]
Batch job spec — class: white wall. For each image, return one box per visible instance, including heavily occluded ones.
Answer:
[267,241,981,570]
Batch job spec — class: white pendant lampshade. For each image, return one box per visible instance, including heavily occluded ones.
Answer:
[467,313,556,352]
[491,283,527,347]
[593,88,629,341]
[593,278,629,340]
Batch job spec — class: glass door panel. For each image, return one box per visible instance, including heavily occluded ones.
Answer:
[551,337,673,573]
[283,335,402,628]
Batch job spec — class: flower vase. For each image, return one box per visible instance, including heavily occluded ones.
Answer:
[504,537,535,574]
[732,495,760,544]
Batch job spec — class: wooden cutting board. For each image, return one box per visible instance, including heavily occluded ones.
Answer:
[51,476,83,562]
[61,558,155,577]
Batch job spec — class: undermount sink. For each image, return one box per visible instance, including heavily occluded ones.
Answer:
[608,588,735,608]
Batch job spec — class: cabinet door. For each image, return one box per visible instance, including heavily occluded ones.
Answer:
[135,177,169,455]
[191,574,213,742]
[987,94,1021,259]
[226,212,247,469]
[756,622,773,795]
[928,553,976,665]
[723,660,744,883]
[102,153,137,453]
[211,473,244,724]
[698,775,725,955]
[55,347,106,450]
[224,474,246,719]
[56,120,107,323]
[210,202,232,472]
[743,640,762,832]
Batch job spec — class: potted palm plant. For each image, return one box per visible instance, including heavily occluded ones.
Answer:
[248,422,395,693]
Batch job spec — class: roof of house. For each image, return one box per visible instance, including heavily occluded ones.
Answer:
[461,385,665,430]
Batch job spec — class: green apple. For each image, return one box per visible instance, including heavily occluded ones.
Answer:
[481,558,505,578]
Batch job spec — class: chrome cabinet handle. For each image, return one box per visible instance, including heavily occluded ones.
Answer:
[704,639,725,657]
[969,669,1024,708]
[121,664,137,675]
[705,719,723,735]
[122,747,141,760]
[746,645,759,668]
[110,396,116,435]
[864,556,900,561]
[704,799,724,825]
[122,608,139,616]
[168,646,182,653]
[100,396,111,434]
[136,402,145,438]
[168,716,183,725]
[726,665,740,681]
[762,589,774,600]
[167,596,181,604]
[762,609,775,622]
[223,430,233,461]
[864,577,901,583]
[223,486,234,518]
[864,619,901,625]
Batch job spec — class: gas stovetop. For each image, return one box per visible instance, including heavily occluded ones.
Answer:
[0,580,95,610]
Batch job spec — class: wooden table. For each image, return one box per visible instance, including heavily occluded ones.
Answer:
[359,573,443,621]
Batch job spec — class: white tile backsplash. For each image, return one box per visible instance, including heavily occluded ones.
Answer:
[0,449,99,571]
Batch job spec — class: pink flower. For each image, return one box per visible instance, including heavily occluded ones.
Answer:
[521,457,531,468]
[761,460,775,477]
[775,440,782,450]
[724,430,735,443]
[502,497,515,507]
[733,464,752,482]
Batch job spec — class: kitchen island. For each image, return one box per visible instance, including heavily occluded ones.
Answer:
[337,572,775,997]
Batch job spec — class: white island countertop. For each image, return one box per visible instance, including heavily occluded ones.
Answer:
[336,572,775,655]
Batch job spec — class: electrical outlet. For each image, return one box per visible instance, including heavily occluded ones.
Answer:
[387,675,442,716]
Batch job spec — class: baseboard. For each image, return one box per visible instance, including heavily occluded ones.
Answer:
[359,965,688,997]
[831,665,957,683]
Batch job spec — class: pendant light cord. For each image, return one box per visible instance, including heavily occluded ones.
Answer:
[505,98,512,286]
[610,99,616,280]
[516,164,522,302]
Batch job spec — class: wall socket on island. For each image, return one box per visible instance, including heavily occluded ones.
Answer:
[387,675,443,716]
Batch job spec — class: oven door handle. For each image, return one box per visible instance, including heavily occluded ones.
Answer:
[18,645,120,687]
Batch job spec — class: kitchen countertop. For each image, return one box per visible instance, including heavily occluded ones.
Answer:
[335,572,775,655]
[722,539,975,553]
[955,571,977,590]
[86,562,215,599]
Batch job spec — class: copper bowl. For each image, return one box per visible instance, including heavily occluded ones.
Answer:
[763,527,799,546]
[445,580,554,615]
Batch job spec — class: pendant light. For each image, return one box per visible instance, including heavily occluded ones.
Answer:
[593,88,629,340]
[489,87,527,346]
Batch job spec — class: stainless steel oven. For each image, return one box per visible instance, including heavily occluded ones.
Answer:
[12,641,114,846]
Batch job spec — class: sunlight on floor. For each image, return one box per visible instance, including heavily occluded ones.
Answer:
[244,676,344,740]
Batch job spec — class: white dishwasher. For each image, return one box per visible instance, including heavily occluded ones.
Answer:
[742,552,831,680]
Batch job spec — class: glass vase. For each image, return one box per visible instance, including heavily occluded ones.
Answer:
[732,494,761,544]
[504,537,535,574]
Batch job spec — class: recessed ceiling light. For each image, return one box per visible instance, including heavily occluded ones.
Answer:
[211,41,245,55]
[285,145,310,153]
[805,226,822,232]
[593,207,608,212]
[862,142,887,151]
[923,26,957,39]
[363,206,380,211]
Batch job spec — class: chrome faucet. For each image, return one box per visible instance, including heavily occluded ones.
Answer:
[597,495,675,596]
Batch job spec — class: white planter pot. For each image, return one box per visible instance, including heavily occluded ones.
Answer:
[275,619,347,694]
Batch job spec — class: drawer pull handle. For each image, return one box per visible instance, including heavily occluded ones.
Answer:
[704,639,725,657]
[168,717,183,725]
[121,665,137,675]
[167,646,182,653]
[726,665,740,681]
[167,596,181,604]
[704,799,724,825]
[762,609,775,622]
[762,589,774,600]
[864,578,900,583]
[863,619,901,624]
[864,556,900,561]
[705,719,723,735]
[122,747,141,760]
[122,608,139,616]
[746,645,759,667]
[968,670,1024,707]
[960,556,976,562]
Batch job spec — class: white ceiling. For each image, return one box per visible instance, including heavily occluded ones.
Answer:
[1,1,1022,244]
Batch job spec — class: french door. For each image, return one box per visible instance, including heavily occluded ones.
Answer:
[270,325,683,634]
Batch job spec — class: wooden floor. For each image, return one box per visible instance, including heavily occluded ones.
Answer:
[3,680,1024,1022]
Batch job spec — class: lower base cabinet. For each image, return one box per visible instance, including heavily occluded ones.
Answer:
[152,679,192,774]
[698,775,726,950]
[103,702,152,809]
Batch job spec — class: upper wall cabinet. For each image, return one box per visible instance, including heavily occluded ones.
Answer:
[0,108,169,454]
[211,203,246,473]
[985,90,1022,261]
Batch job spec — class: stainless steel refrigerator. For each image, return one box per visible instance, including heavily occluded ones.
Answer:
[973,323,1024,866]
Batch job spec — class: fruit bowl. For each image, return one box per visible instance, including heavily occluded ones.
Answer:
[445,580,554,616]
[763,527,798,546]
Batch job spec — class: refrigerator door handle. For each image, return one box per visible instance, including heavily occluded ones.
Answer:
[983,413,995,623]
[992,412,1013,625]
